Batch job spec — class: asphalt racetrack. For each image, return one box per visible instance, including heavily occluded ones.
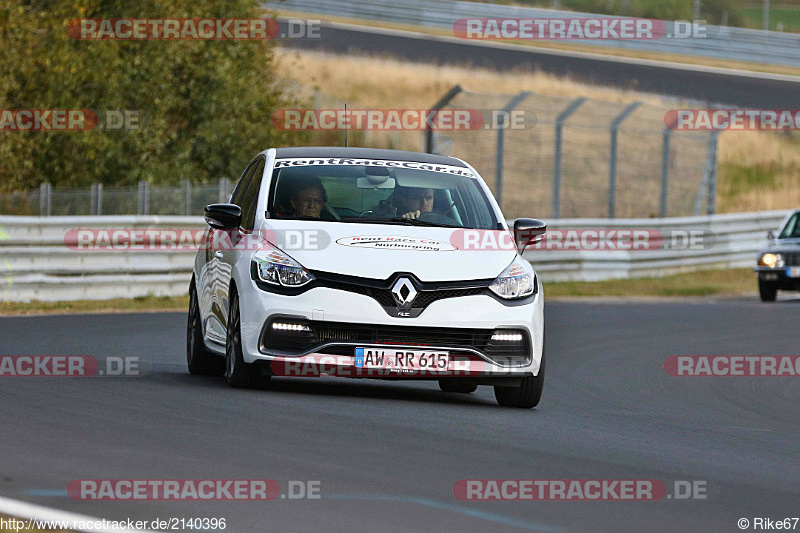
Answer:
[1,299,798,531]
[277,21,800,108]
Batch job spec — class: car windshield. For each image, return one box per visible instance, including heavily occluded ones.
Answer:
[267,159,500,229]
[778,213,800,239]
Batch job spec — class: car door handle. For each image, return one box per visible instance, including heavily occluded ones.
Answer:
[214,251,224,259]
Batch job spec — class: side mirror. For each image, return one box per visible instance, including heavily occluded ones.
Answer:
[204,204,242,230]
[514,218,547,253]
[767,230,775,240]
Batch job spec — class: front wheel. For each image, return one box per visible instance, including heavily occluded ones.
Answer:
[759,279,777,302]
[187,279,225,376]
[226,290,270,388]
[494,351,545,409]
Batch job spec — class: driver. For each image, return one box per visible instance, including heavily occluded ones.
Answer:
[289,176,327,219]
[392,186,434,219]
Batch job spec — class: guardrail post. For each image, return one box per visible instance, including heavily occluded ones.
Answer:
[138,181,150,215]
[494,91,531,209]
[659,128,673,217]
[553,97,587,218]
[183,179,192,215]
[608,102,640,218]
[425,85,462,154]
[219,178,231,203]
[39,182,51,217]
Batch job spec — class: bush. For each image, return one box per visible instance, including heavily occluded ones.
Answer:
[0,0,308,190]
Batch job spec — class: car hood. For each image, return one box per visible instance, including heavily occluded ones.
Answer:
[260,219,519,281]
[762,239,800,255]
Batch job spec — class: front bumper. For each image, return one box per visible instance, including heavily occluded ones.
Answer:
[238,277,544,378]
[754,267,800,290]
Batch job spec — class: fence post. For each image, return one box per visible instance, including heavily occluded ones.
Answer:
[608,102,641,218]
[494,91,531,210]
[97,183,103,216]
[706,131,719,215]
[424,85,462,154]
[219,178,231,203]
[39,182,52,217]
[553,97,587,218]
[659,128,673,217]
[184,179,192,216]
[138,181,150,215]
[90,183,98,216]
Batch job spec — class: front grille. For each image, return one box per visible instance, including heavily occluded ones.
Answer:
[784,253,800,266]
[411,288,485,307]
[260,320,531,366]
[321,279,487,314]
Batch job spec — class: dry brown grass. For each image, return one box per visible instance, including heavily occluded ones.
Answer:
[275,49,673,108]
[717,131,800,212]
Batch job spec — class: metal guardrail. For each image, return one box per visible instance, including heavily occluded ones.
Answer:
[0,211,789,301]
[267,0,800,67]
[0,179,233,217]
[523,210,791,281]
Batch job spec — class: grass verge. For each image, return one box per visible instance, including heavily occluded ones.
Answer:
[545,268,756,298]
[0,295,189,316]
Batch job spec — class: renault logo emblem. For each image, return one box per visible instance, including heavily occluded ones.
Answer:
[391,278,417,308]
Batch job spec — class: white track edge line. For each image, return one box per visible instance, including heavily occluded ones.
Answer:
[0,496,159,533]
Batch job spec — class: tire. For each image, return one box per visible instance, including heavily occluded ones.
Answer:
[759,279,777,302]
[438,380,478,394]
[187,278,225,376]
[225,289,270,389]
[494,348,545,409]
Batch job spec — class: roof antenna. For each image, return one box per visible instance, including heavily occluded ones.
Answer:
[344,102,348,147]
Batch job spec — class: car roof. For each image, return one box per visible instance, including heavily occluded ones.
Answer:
[273,147,468,168]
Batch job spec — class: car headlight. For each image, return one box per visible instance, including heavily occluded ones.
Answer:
[759,253,785,269]
[253,248,315,287]
[489,255,536,299]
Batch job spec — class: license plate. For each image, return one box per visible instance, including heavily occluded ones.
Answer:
[787,267,800,278]
[354,347,449,372]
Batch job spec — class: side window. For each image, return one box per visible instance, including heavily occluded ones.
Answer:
[231,161,258,206]
[239,158,265,231]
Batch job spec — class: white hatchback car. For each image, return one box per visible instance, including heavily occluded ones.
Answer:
[188,147,547,408]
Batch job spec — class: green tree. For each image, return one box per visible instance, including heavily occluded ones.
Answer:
[0,0,306,190]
